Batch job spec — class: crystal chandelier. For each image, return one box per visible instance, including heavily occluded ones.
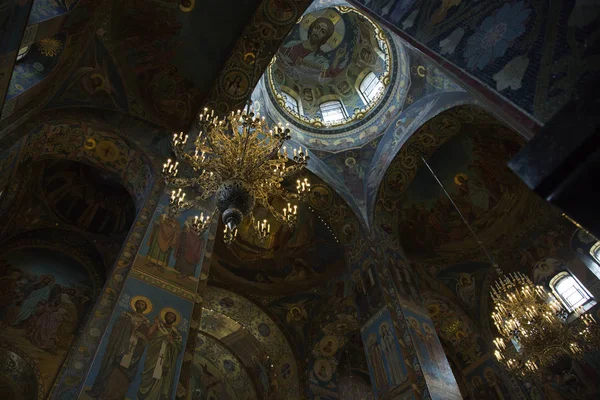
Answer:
[491,271,599,376]
[162,105,311,244]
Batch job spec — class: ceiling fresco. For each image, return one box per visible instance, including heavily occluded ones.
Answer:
[354,0,600,124]
[267,6,391,129]
[252,0,408,152]
[41,159,136,235]
[203,286,299,399]
[212,201,345,295]
[376,105,534,264]
[192,332,259,400]
[252,1,472,229]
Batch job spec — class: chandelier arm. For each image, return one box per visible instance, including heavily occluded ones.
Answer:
[256,197,289,225]
[165,176,197,188]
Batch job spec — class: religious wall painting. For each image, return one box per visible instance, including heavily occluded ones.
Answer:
[0,247,97,396]
[49,37,128,112]
[6,33,67,100]
[132,192,212,294]
[464,358,511,400]
[28,0,73,25]
[423,297,484,370]
[356,0,598,123]
[353,257,384,323]
[212,202,345,294]
[83,276,191,400]
[268,293,319,354]
[396,118,525,261]
[197,309,273,399]
[107,0,203,128]
[41,159,136,236]
[269,6,390,127]
[403,307,461,398]
[384,253,421,308]
[436,261,490,321]
[203,287,300,399]
[21,121,155,206]
[192,332,261,400]
[360,308,407,397]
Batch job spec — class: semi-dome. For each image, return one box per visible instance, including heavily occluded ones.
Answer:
[267,6,392,131]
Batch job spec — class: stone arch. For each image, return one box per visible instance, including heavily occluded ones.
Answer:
[366,91,477,226]
[202,286,300,399]
[0,342,45,400]
[2,114,160,210]
[0,228,108,397]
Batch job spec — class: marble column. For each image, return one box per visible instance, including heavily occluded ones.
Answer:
[50,188,216,399]
[353,245,462,400]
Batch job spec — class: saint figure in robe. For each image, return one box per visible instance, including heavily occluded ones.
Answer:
[174,218,205,278]
[379,323,405,385]
[137,310,183,400]
[367,333,388,390]
[12,275,55,327]
[146,213,180,268]
[86,298,151,399]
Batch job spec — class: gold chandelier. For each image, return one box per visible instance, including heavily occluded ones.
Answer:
[491,271,599,376]
[162,105,311,244]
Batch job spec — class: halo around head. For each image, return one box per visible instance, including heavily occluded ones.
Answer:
[454,173,468,185]
[298,8,345,53]
[130,295,153,315]
[160,307,182,326]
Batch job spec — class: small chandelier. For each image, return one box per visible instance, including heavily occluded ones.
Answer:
[163,104,310,244]
[491,271,599,376]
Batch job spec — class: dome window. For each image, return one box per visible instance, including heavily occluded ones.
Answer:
[282,91,300,115]
[320,100,348,124]
[549,271,595,313]
[359,72,384,105]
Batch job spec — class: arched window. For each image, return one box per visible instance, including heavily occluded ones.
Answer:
[320,100,347,124]
[549,271,595,313]
[16,46,30,62]
[591,241,600,264]
[282,91,299,114]
[359,72,384,104]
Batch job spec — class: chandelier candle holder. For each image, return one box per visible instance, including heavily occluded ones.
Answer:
[168,188,188,216]
[296,177,311,198]
[254,219,271,242]
[490,271,600,377]
[191,212,211,237]
[283,203,298,225]
[162,104,310,242]
[223,224,238,245]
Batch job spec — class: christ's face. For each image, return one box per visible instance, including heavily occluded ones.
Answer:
[310,22,329,44]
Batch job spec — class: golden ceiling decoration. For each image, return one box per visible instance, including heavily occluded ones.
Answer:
[38,37,63,57]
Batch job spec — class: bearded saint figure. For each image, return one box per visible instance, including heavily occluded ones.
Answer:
[137,311,183,400]
[87,299,151,399]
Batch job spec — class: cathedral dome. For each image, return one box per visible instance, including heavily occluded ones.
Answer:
[266,6,392,131]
